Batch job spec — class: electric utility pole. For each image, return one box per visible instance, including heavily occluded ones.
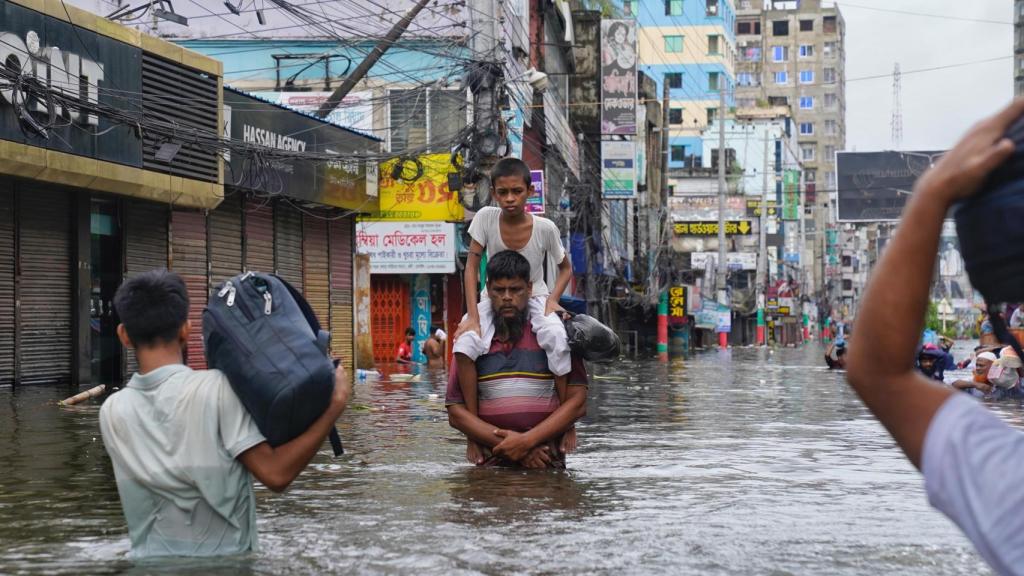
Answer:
[756,130,770,345]
[715,86,727,295]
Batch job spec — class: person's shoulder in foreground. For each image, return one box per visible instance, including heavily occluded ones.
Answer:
[845,98,1024,574]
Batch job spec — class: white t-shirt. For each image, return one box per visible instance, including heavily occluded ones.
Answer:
[99,364,266,558]
[468,206,566,297]
[923,392,1024,573]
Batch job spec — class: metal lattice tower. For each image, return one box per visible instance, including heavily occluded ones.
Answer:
[891,63,903,149]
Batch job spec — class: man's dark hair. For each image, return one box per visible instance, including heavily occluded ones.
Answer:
[113,269,189,347]
[486,250,531,285]
[490,157,531,189]
[405,327,416,337]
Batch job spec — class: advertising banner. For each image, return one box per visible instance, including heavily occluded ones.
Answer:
[411,275,431,364]
[527,170,545,213]
[669,286,687,322]
[674,221,754,236]
[691,252,757,271]
[836,151,945,221]
[669,195,746,221]
[600,19,638,135]
[782,170,800,221]
[355,221,456,274]
[602,141,637,199]
[377,154,464,221]
[746,199,779,218]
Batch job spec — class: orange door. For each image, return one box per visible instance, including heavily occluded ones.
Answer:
[371,276,410,364]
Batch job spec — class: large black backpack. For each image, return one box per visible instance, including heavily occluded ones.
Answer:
[203,272,343,455]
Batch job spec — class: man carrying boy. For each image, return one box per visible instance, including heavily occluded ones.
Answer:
[447,251,588,468]
[99,270,350,557]
[453,157,575,463]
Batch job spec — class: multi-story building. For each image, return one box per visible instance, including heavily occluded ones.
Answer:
[628,0,737,171]
[732,0,845,301]
[1016,0,1024,95]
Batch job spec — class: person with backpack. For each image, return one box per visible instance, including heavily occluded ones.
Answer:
[846,99,1024,574]
[99,270,350,558]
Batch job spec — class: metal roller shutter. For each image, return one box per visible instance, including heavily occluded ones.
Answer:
[0,181,14,385]
[171,209,208,370]
[123,199,169,378]
[209,193,243,288]
[302,214,330,332]
[18,187,72,384]
[274,203,303,290]
[244,197,275,273]
[330,217,355,368]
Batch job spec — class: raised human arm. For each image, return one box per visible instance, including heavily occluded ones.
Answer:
[238,364,351,492]
[846,99,1024,469]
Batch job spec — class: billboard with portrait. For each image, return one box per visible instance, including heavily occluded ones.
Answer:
[600,19,637,135]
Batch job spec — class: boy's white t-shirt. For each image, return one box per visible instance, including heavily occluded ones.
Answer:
[99,364,266,557]
[468,206,566,296]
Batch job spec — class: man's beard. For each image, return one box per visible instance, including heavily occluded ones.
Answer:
[494,306,528,344]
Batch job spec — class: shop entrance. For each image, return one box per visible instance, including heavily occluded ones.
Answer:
[90,199,123,384]
[370,276,410,365]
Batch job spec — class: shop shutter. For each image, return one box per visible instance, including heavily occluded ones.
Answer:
[244,197,275,272]
[303,214,330,333]
[0,182,14,385]
[123,199,169,378]
[370,276,409,365]
[329,217,354,369]
[209,193,243,287]
[18,187,72,384]
[170,209,208,370]
[274,203,303,290]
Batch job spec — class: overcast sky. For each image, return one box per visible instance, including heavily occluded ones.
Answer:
[840,0,1014,152]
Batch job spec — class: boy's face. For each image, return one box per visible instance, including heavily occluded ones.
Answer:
[492,174,531,216]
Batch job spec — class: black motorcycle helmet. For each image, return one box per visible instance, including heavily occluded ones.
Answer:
[955,116,1024,358]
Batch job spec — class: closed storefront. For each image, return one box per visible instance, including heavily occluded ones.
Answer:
[330,218,355,369]
[123,199,169,377]
[274,204,304,289]
[0,184,13,386]
[303,214,330,337]
[170,209,209,370]
[18,188,73,385]
[208,194,243,287]
[244,198,275,272]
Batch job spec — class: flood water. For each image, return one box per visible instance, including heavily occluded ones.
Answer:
[0,345,999,574]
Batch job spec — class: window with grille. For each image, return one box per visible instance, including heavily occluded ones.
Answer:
[801,145,816,161]
[388,89,467,153]
[666,72,683,89]
[824,68,837,84]
[824,93,838,108]
[669,108,683,124]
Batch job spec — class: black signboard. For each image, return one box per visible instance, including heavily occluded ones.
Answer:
[224,88,380,210]
[0,0,143,167]
[836,150,945,222]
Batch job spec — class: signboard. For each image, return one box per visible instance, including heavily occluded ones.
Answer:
[691,252,757,271]
[673,221,754,236]
[411,274,431,364]
[836,151,945,221]
[670,195,746,221]
[746,199,778,217]
[782,170,800,221]
[527,170,545,213]
[355,221,456,274]
[600,19,637,135]
[695,300,719,329]
[602,140,637,198]
[225,89,380,210]
[250,91,373,134]
[377,154,464,221]
[0,0,144,166]
[716,305,732,334]
[668,286,687,322]
[783,221,800,263]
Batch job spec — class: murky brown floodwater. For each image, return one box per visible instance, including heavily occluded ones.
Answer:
[0,345,1000,574]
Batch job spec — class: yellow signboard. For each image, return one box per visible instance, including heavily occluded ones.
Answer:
[377,154,464,221]
[669,286,687,319]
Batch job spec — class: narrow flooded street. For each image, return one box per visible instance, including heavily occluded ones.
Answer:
[0,345,995,574]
